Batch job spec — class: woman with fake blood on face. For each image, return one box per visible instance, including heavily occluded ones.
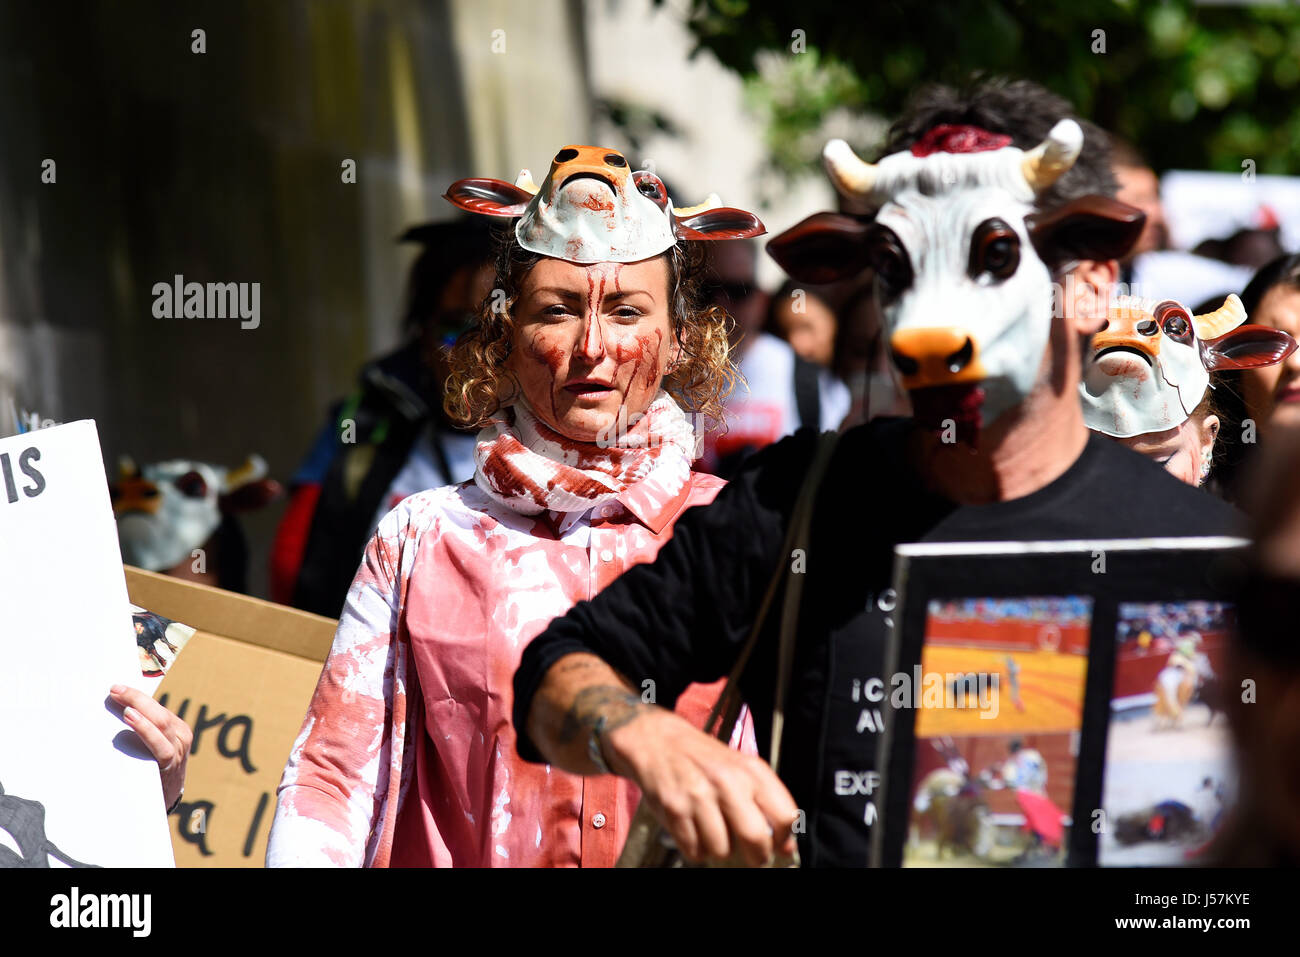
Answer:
[455,241,726,464]
[265,225,760,867]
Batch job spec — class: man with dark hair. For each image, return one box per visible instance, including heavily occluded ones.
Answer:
[882,77,1118,209]
[511,78,1240,867]
[1109,137,1168,261]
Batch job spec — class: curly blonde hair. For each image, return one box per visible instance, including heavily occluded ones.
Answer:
[444,230,737,430]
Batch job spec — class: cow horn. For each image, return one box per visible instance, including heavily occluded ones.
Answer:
[671,193,722,217]
[223,454,267,490]
[118,455,139,480]
[514,169,539,195]
[823,138,877,200]
[1021,119,1083,194]
[1193,293,1248,341]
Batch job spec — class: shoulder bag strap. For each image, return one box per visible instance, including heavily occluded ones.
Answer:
[617,429,840,867]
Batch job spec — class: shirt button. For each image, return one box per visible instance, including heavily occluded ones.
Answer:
[600,549,615,563]
[592,813,606,829]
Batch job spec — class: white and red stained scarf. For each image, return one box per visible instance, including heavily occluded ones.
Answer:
[473,391,699,516]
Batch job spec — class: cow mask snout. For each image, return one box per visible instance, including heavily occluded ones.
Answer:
[112,476,162,516]
[889,327,983,388]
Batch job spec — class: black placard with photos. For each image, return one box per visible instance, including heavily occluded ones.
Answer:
[872,537,1248,868]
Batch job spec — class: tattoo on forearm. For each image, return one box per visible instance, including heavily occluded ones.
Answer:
[554,656,603,677]
[557,685,647,746]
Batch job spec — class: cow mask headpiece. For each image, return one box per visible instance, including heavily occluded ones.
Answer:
[112,456,281,572]
[768,121,1146,444]
[444,145,765,263]
[1081,293,1297,438]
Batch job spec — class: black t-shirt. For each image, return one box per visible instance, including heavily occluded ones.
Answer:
[513,417,1243,867]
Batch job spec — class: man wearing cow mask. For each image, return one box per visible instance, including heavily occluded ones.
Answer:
[511,78,1242,868]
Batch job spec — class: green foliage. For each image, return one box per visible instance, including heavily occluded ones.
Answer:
[662,0,1300,179]
[742,48,874,188]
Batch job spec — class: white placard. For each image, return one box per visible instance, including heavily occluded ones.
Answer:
[1161,169,1300,252]
[0,420,175,867]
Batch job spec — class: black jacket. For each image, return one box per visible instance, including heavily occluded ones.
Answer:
[292,340,459,617]
[513,417,1242,866]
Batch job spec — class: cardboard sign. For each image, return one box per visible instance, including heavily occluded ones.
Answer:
[124,566,336,867]
[0,420,175,867]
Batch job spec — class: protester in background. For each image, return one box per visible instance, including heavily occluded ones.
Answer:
[113,455,281,593]
[1236,254,1300,431]
[697,241,850,476]
[766,279,838,368]
[270,219,495,617]
[1080,294,1295,488]
[1213,254,1300,501]
[1112,138,1168,262]
[267,145,762,867]
[1215,423,1300,866]
[1111,138,1252,307]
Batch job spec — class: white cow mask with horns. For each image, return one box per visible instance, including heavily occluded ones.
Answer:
[769,120,1145,444]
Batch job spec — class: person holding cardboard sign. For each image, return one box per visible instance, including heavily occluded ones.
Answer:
[266,146,765,866]
[109,683,191,813]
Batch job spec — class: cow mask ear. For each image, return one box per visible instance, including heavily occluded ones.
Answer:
[673,207,766,242]
[766,212,875,285]
[1201,324,1298,372]
[444,178,533,217]
[1027,195,1146,267]
[218,479,283,514]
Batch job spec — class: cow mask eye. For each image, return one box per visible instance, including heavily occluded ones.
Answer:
[969,219,1020,282]
[865,226,913,304]
[175,471,208,499]
[1157,303,1193,344]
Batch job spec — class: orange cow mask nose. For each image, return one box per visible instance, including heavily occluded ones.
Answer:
[889,327,985,389]
[111,476,162,516]
[540,146,632,197]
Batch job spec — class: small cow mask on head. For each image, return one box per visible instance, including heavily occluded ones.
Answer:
[112,455,281,573]
[1081,293,1298,438]
[443,145,765,263]
[768,121,1146,444]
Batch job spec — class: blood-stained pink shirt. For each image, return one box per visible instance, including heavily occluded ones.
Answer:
[267,469,753,867]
